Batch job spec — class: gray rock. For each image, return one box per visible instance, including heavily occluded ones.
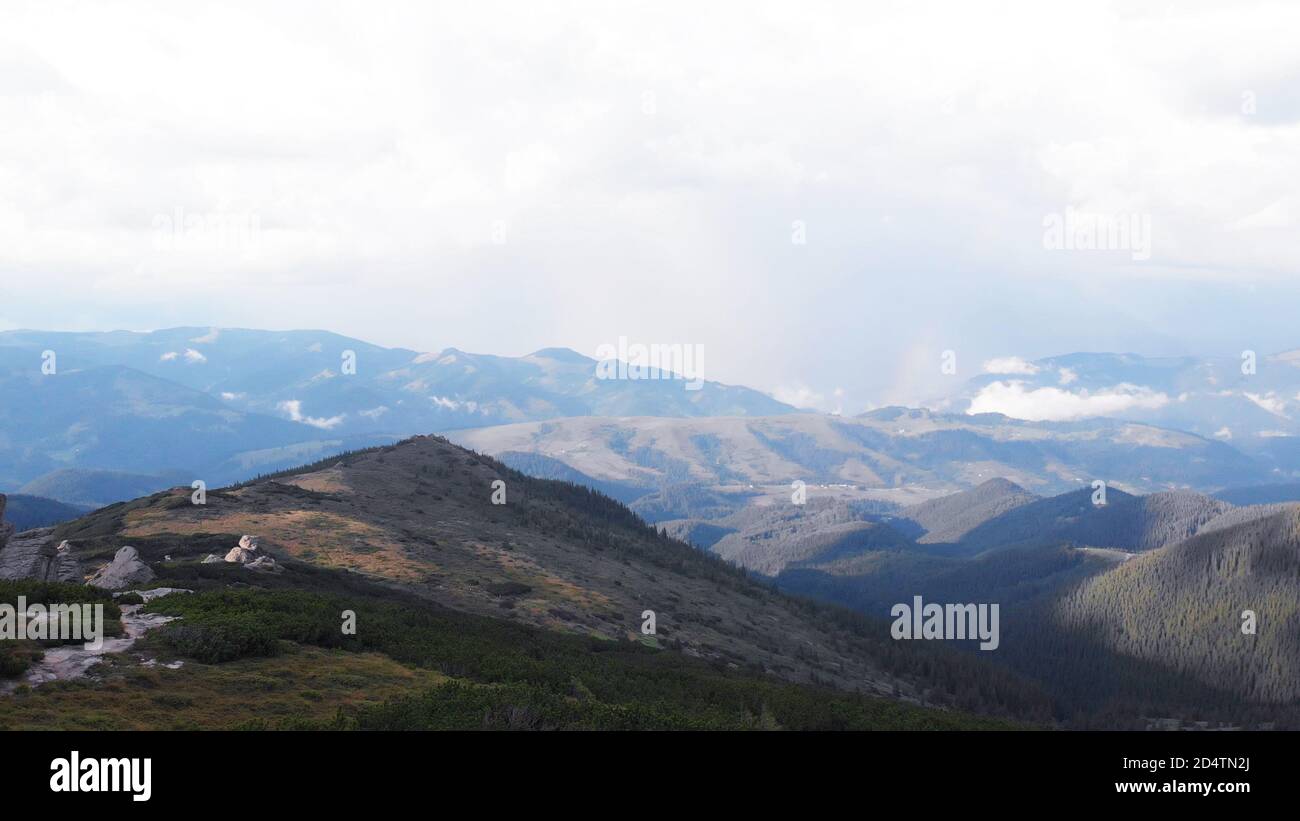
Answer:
[246,555,282,573]
[0,528,83,583]
[201,553,224,564]
[88,545,155,590]
[0,494,14,552]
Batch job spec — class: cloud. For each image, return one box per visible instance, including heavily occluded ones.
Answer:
[277,399,345,429]
[219,391,245,401]
[967,381,1171,422]
[1213,426,1232,440]
[163,348,206,363]
[1244,391,1288,417]
[359,405,389,419]
[5,1,1300,407]
[190,328,220,343]
[1057,367,1078,386]
[982,356,1041,376]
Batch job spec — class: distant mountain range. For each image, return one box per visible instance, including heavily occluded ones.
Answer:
[452,407,1269,498]
[0,327,794,501]
[943,351,1300,475]
[10,330,1300,516]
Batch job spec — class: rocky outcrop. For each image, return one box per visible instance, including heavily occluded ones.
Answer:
[87,545,155,590]
[0,497,83,582]
[0,527,84,583]
[221,534,280,572]
[0,494,14,553]
[224,534,260,564]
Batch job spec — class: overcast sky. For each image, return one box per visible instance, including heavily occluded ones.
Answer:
[2,0,1299,413]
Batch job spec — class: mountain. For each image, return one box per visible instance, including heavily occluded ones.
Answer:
[41,437,1027,700]
[946,487,1233,555]
[452,409,1269,499]
[708,498,915,576]
[0,328,795,493]
[759,484,1300,724]
[901,478,1039,544]
[19,468,194,508]
[0,357,361,489]
[1213,482,1300,506]
[945,350,1300,476]
[0,435,1051,729]
[0,493,91,530]
[1054,506,1300,702]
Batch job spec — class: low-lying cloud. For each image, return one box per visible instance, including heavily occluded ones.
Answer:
[967,381,1171,422]
[278,399,345,430]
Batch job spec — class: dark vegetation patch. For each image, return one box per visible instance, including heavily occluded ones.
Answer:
[143,581,1021,731]
[0,581,123,677]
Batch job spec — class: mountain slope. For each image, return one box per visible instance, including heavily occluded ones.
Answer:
[1053,507,1300,702]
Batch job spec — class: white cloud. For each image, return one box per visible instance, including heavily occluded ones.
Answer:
[277,399,345,429]
[159,351,178,361]
[1244,391,1288,417]
[183,348,206,363]
[1057,367,1078,386]
[190,328,220,343]
[983,356,1041,376]
[1213,426,1232,440]
[220,391,245,401]
[967,381,1171,422]
[359,405,389,419]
